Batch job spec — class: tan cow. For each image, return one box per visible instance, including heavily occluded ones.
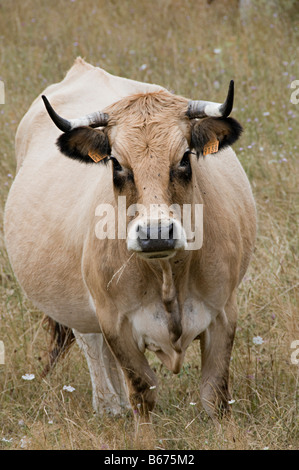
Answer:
[4,58,256,428]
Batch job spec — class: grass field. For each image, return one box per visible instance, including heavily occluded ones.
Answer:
[0,0,298,450]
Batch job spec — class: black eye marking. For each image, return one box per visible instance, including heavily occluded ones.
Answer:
[170,150,192,184]
[179,150,192,168]
[110,156,134,191]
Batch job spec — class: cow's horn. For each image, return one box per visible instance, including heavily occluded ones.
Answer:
[186,80,234,119]
[42,95,109,132]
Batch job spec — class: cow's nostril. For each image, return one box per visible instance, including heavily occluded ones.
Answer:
[136,224,148,240]
[168,223,174,240]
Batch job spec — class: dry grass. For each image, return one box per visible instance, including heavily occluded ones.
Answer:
[0,0,298,450]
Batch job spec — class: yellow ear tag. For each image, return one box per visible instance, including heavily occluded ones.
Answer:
[203,140,219,156]
[88,151,106,163]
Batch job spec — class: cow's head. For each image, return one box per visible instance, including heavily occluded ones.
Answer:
[42,81,242,259]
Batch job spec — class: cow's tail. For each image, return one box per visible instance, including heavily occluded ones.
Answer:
[42,317,75,376]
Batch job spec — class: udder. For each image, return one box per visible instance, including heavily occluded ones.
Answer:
[130,297,213,373]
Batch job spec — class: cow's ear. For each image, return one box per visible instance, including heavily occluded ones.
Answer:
[57,127,111,164]
[190,117,243,156]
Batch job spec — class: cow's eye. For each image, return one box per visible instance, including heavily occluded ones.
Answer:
[170,150,192,184]
[179,150,191,168]
[110,156,134,192]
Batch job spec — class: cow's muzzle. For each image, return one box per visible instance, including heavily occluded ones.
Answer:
[127,218,187,259]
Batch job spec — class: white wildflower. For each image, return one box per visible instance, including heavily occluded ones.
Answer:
[228,399,236,404]
[22,373,35,381]
[62,385,75,392]
[253,336,264,345]
[189,402,197,406]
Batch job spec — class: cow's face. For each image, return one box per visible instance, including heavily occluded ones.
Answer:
[42,85,242,259]
[106,92,192,259]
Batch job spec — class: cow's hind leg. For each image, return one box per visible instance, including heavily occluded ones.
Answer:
[73,331,130,416]
[199,292,237,422]
[42,317,75,376]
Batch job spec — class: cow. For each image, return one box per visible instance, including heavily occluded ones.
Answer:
[4,58,256,432]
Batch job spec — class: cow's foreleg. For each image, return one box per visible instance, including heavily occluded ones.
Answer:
[199,292,237,421]
[73,331,130,415]
[98,319,158,424]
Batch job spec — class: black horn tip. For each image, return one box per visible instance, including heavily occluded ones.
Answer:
[41,95,53,114]
[221,80,234,117]
[41,95,71,132]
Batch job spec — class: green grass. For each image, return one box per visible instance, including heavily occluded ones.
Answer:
[0,0,298,450]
